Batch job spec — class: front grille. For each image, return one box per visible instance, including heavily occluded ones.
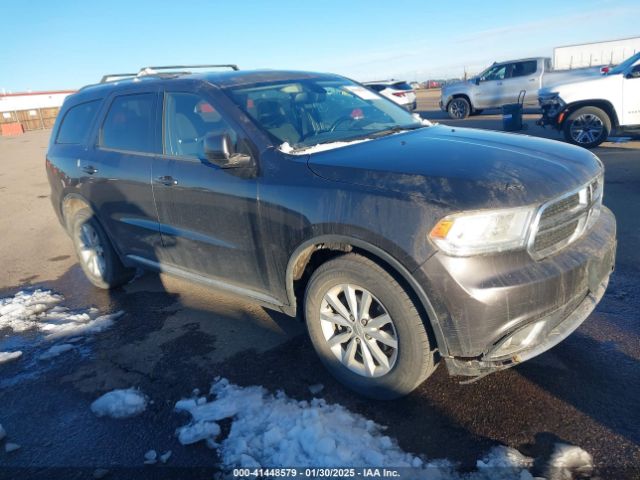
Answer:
[528,176,603,259]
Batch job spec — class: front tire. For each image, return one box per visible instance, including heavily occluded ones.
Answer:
[304,254,436,399]
[447,97,471,119]
[71,208,134,289]
[563,106,611,148]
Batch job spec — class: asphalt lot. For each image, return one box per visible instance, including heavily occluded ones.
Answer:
[0,93,638,478]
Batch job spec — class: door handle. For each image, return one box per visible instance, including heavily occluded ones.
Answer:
[82,165,98,175]
[497,81,502,86]
[529,78,536,82]
[157,175,178,186]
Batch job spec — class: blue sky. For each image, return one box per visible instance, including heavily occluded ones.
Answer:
[2,0,639,92]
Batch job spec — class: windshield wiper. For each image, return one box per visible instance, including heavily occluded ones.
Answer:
[371,124,424,138]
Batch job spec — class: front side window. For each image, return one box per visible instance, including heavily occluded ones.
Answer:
[100,93,156,153]
[481,65,508,81]
[163,92,238,158]
[56,100,101,144]
[226,77,423,149]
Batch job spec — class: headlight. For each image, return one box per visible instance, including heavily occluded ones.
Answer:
[429,206,535,256]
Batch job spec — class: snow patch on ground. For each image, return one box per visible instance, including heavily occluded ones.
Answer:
[91,388,148,419]
[175,379,548,479]
[0,351,22,364]
[0,288,123,342]
[545,443,593,480]
[39,343,75,360]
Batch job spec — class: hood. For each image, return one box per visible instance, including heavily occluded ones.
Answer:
[307,125,602,211]
[544,73,620,98]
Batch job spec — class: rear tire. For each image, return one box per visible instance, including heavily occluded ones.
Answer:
[304,254,436,399]
[563,106,611,149]
[70,208,134,289]
[447,97,471,119]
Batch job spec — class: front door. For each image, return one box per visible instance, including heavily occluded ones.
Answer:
[474,63,509,108]
[152,89,269,294]
[622,63,640,126]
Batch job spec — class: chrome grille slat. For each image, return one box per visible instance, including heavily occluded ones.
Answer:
[528,176,603,260]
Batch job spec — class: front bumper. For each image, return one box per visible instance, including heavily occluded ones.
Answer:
[416,206,616,377]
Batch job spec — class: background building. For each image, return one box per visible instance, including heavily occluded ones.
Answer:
[554,36,640,69]
[0,90,74,136]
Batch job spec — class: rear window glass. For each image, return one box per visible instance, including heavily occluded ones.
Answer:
[391,82,413,91]
[56,100,101,144]
[100,93,156,153]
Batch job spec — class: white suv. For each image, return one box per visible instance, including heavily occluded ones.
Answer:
[364,80,417,111]
[538,52,640,148]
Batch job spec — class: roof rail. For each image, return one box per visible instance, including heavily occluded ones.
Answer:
[138,64,239,75]
[100,73,138,83]
[98,64,239,84]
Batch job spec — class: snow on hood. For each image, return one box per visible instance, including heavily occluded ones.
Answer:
[278,139,371,155]
[174,378,594,479]
[278,119,431,155]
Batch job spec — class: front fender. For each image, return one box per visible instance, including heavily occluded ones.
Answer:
[284,234,450,358]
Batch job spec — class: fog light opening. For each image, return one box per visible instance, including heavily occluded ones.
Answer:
[488,320,547,360]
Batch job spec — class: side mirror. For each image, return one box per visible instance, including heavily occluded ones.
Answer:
[475,77,481,85]
[202,133,253,168]
[628,65,640,79]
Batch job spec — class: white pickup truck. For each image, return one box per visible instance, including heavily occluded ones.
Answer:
[440,57,600,119]
[538,52,640,148]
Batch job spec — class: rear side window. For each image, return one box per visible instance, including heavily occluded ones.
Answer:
[100,93,156,153]
[511,61,537,78]
[56,100,101,144]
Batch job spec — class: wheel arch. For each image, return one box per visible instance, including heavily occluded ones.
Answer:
[561,100,619,128]
[60,193,128,263]
[285,235,450,357]
[447,93,473,110]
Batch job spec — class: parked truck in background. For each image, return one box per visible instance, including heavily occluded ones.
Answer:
[554,36,640,70]
[538,52,640,148]
[440,57,600,119]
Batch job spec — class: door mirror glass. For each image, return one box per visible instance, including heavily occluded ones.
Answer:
[475,77,480,85]
[203,133,252,168]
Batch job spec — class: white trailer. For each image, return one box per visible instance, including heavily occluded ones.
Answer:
[553,36,640,70]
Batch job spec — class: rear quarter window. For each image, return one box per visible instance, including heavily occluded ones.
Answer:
[55,100,101,144]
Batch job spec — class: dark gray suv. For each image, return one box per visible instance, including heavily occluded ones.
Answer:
[46,65,616,399]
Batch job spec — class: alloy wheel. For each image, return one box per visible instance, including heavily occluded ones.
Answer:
[78,223,106,278]
[570,114,604,145]
[449,99,468,119]
[319,284,398,378]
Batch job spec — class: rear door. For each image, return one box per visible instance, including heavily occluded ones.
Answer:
[152,88,268,293]
[501,60,539,105]
[88,89,162,260]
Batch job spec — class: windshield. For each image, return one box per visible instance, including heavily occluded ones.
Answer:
[226,77,424,149]
[608,52,640,75]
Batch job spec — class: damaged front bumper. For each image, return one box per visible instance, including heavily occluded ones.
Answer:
[536,95,566,129]
[416,207,616,379]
